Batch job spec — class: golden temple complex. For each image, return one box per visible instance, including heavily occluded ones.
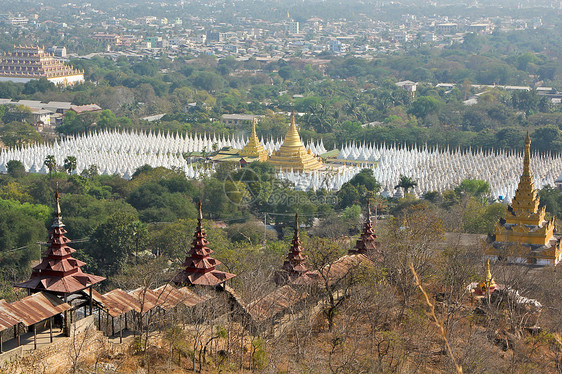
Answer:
[238,119,269,162]
[0,45,84,86]
[267,111,323,172]
[487,133,562,265]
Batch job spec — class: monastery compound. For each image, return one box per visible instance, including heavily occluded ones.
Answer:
[0,46,84,86]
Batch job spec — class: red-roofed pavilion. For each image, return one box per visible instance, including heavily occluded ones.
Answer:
[275,213,313,285]
[173,202,236,287]
[15,190,105,336]
[349,202,383,261]
[16,191,105,295]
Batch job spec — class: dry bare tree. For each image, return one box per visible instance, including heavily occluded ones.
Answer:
[382,203,445,319]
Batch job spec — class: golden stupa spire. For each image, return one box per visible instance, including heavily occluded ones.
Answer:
[485,259,496,289]
[239,118,268,161]
[523,131,531,177]
[284,111,303,148]
[509,130,540,218]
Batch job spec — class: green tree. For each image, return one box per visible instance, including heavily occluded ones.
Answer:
[22,78,55,95]
[278,65,296,81]
[531,125,562,153]
[395,175,418,195]
[44,155,57,178]
[6,160,26,178]
[87,210,141,276]
[408,96,441,119]
[64,156,77,175]
[190,71,225,92]
[0,199,48,278]
[97,109,117,129]
[454,179,491,201]
[0,121,41,147]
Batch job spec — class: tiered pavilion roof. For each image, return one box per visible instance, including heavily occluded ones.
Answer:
[349,202,382,261]
[16,191,105,295]
[275,213,310,285]
[173,202,236,287]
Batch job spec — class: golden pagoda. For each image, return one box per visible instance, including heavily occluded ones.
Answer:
[487,133,562,265]
[239,118,269,162]
[268,111,323,171]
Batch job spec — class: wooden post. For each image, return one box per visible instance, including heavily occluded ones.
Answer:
[49,317,53,343]
[63,310,69,337]
[124,313,128,330]
[1,330,3,353]
[33,324,37,350]
[98,308,102,330]
[16,325,20,347]
[89,287,93,316]
[111,316,115,336]
[119,315,123,344]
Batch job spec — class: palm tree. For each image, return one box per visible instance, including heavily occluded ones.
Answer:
[395,175,418,195]
[64,156,77,175]
[44,155,57,178]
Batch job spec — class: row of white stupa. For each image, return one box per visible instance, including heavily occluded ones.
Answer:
[337,142,562,200]
[1,129,561,201]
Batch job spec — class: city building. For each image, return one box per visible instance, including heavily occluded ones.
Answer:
[486,133,562,265]
[286,21,300,34]
[46,46,67,58]
[434,23,457,33]
[396,80,417,97]
[92,33,122,46]
[221,113,263,127]
[0,46,84,86]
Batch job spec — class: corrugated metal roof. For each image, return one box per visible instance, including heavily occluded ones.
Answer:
[322,253,373,286]
[0,300,23,332]
[102,289,142,317]
[247,285,308,322]
[0,292,71,328]
[95,286,211,318]
[129,288,160,313]
[153,285,210,310]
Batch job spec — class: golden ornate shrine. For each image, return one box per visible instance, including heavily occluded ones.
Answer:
[487,133,562,265]
[238,119,269,162]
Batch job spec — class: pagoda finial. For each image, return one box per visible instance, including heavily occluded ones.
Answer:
[294,212,299,234]
[251,117,258,137]
[523,131,531,177]
[197,200,203,227]
[54,186,61,216]
[52,186,64,228]
[172,199,236,286]
[485,259,495,287]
